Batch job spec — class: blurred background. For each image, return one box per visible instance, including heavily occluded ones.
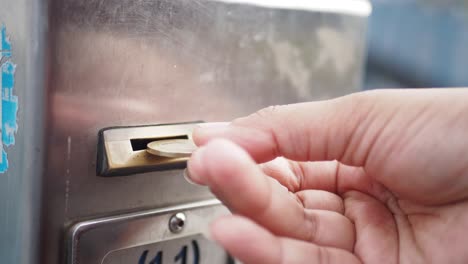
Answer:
[365,0,468,89]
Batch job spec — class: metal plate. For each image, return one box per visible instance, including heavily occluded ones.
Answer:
[66,200,229,264]
[35,0,371,263]
[102,235,230,264]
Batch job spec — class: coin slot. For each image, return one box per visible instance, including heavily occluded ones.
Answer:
[97,123,199,177]
[130,135,189,151]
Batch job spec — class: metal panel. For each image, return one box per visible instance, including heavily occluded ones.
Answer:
[0,0,47,263]
[66,200,229,264]
[2,0,370,263]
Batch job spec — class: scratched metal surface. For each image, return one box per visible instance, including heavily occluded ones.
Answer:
[39,0,369,263]
[0,0,47,263]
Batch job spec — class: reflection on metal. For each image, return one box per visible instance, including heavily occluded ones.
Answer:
[218,0,372,16]
[169,212,187,234]
[66,199,225,264]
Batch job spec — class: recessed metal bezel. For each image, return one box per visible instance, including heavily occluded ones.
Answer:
[97,123,200,177]
[65,199,227,264]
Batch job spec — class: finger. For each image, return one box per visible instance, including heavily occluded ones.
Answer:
[344,191,399,264]
[296,190,344,214]
[260,157,300,192]
[211,215,361,264]
[187,139,355,250]
[302,209,355,251]
[187,139,310,241]
[261,158,393,204]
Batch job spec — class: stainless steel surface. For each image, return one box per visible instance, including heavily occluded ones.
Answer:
[98,123,197,176]
[169,212,187,234]
[0,0,370,263]
[43,1,370,263]
[0,0,47,263]
[66,199,227,263]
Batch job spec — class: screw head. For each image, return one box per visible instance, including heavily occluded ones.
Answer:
[169,212,186,233]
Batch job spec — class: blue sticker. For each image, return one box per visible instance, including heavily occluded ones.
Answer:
[0,25,18,173]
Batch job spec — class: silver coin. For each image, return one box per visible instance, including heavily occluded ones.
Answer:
[147,139,197,158]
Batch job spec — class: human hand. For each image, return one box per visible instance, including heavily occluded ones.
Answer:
[186,89,468,264]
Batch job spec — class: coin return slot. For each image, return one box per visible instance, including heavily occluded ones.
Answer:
[130,135,189,151]
[97,123,199,177]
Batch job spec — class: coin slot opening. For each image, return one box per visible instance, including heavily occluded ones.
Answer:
[98,123,200,177]
[130,135,189,151]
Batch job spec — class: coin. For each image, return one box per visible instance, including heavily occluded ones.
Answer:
[147,139,197,158]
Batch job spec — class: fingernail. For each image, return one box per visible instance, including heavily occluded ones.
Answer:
[197,122,230,129]
[183,169,201,186]
[185,147,205,183]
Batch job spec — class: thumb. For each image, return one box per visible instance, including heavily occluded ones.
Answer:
[194,91,377,166]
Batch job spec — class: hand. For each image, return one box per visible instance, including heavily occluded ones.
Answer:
[186,89,468,264]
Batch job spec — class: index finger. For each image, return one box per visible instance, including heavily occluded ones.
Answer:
[187,139,356,250]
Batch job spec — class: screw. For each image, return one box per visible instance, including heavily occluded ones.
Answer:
[169,212,186,233]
